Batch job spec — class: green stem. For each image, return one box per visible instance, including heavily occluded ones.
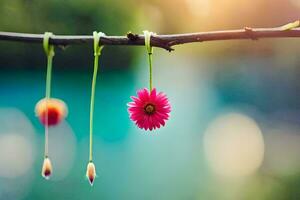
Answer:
[144,31,154,91]
[148,53,153,91]
[89,54,99,161]
[44,54,53,157]
[45,55,53,99]
[43,32,54,158]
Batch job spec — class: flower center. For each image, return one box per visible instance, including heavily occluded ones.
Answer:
[144,103,156,115]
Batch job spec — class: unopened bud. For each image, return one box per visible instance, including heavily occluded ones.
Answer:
[86,161,96,186]
[41,157,52,180]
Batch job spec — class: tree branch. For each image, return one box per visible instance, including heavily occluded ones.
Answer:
[1,23,300,52]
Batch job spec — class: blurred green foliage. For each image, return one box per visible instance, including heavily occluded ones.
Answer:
[0,0,140,70]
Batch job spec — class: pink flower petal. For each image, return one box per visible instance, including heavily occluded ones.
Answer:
[127,88,171,131]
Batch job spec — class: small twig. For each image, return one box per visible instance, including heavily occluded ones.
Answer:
[0,21,300,51]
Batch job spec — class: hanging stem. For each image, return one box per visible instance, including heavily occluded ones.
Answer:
[89,54,99,161]
[89,31,104,162]
[43,32,54,158]
[144,31,154,91]
[45,55,53,99]
[44,55,53,157]
[148,52,153,91]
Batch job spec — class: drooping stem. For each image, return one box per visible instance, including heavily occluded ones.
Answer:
[43,32,54,158]
[89,31,104,162]
[148,53,153,91]
[45,55,53,99]
[44,55,53,157]
[89,54,99,161]
[144,31,154,91]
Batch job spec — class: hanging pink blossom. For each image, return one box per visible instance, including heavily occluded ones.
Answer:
[127,88,171,131]
[35,98,68,126]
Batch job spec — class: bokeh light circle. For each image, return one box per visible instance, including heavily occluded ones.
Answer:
[0,108,36,178]
[204,112,265,178]
[47,121,76,181]
[0,134,34,178]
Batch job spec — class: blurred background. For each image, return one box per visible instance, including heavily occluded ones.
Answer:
[0,0,300,199]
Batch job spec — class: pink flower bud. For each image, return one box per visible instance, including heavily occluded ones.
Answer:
[86,161,96,186]
[41,157,52,180]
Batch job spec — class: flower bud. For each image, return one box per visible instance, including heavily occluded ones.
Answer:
[42,157,52,180]
[35,98,68,126]
[86,161,96,186]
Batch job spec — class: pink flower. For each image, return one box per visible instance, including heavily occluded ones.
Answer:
[127,88,171,131]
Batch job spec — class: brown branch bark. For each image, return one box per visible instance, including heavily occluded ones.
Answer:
[1,25,300,51]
